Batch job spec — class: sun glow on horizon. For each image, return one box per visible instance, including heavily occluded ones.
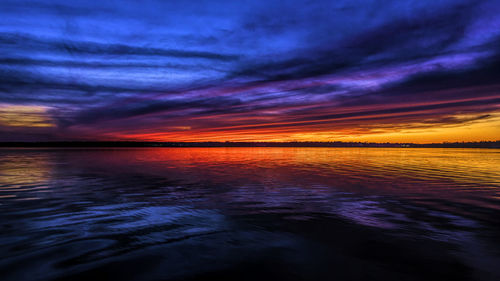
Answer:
[94,113,500,144]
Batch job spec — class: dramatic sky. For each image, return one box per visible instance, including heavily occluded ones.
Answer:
[1,0,499,142]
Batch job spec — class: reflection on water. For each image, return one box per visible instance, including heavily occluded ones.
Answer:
[0,152,51,200]
[0,148,499,281]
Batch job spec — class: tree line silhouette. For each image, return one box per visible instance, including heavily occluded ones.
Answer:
[1,141,499,148]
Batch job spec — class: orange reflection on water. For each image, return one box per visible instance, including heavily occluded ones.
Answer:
[1,148,499,210]
[71,147,500,195]
[0,151,52,200]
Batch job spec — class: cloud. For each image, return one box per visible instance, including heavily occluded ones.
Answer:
[229,0,481,82]
[1,0,500,141]
[0,103,54,127]
[0,32,240,60]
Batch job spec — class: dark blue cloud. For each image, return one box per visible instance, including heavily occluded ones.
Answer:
[0,0,499,141]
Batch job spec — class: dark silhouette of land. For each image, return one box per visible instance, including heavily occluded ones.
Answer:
[1,141,499,148]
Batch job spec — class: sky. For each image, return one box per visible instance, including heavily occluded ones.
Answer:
[0,0,499,143]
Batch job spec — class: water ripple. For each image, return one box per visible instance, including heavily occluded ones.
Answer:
[0,148,499,280]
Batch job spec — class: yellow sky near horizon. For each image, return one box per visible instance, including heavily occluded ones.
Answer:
[1,103,499,143]
[0,104,54,128]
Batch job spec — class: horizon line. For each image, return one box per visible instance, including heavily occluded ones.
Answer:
[1,140,499,148]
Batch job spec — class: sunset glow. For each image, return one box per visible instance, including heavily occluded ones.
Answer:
[2,2,500,280]
[0,104,54,128]
[1,0,499,142]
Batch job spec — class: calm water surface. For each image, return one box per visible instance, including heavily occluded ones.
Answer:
[0,148,499,281]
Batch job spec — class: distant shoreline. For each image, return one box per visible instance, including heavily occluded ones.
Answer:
[1,141,499,148]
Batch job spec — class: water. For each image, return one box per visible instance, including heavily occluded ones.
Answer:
[0,147,499,281]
